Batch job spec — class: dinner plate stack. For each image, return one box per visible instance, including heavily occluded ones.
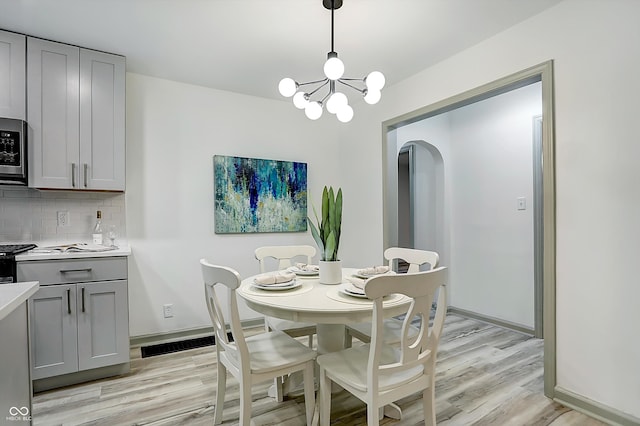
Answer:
[253,279,302,291]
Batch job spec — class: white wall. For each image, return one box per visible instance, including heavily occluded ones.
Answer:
[449,82,540,328]
[125,73,339,337]
[338,0,640,419]
[412,145,438,251]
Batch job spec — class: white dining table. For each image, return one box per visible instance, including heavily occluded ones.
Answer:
[238,267,411,356]
[238,267,411,420]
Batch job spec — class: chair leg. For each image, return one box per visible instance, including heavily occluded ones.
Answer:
[239,376,252,426]
[302,361,316,426]
[367,405,380,426]
[274,376,285,402]
[319,367,331,426]
[343,329,353,348]
[423,385,436,426]
[265,320,285,402]
[307,333,313,348]
[214,362,226,425]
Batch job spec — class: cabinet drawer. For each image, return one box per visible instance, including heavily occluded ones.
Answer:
[17,257,127,285]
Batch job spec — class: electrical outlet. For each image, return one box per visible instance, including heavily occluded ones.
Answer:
[163,304,174,318]
[57,211,70,227]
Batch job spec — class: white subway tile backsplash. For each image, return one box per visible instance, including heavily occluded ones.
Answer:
[0,188,126,244]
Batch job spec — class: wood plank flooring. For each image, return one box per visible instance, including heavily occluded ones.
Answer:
[31,314,607,425]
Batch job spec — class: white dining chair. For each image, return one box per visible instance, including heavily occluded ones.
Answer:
[201,259,316,426]
[317,267,448,426]
[345,247,439,346]
[255,245,318,401]
[255,245,318,347]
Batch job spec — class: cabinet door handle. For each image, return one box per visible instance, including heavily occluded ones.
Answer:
[81,287,86,313]
[71,163,77,188]
[60,268,92,273]
[66,288,71,314]
[83,163,88,188]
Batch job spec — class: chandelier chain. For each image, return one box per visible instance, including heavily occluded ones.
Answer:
[330,0,335,53]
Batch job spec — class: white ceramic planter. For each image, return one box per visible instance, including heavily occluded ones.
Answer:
[319,260,342,285]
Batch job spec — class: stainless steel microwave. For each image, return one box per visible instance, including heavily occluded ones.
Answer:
[0,118,27,185]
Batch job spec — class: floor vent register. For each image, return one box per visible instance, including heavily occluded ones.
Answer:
[140,333,233,358]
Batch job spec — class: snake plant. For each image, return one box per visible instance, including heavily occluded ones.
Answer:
[308,186,343,261]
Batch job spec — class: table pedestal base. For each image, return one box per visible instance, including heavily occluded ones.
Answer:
[316,323,347,394]
[316,324,346,355]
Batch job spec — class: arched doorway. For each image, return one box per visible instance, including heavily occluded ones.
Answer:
[396,140,446,267]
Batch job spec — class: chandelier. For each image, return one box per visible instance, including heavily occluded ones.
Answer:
[278,0,385,123]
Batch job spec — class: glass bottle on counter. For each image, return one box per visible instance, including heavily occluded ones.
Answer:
[92,210,103,245]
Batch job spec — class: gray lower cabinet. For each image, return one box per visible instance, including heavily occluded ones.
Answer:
[18,257,130,388]
[29,284,78,378]
[29,280,128,379]
[77,280,129,370]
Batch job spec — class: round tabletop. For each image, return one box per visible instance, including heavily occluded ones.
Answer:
[238,268,411,325]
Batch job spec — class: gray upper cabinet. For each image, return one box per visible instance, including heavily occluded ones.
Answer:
[27,38,80,189]
[27,37,125,191]
[79,49,126,191]
[0,30,26,120]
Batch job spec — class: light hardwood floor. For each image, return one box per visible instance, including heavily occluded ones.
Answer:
[32,314,607,425]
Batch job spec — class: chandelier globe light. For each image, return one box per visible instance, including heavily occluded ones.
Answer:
[278,0,384,122]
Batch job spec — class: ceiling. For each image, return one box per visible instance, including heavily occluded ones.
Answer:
[0,0,562,101]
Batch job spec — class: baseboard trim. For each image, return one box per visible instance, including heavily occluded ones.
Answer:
[33,363,130,393]
[554,386,640,426]
[129,318,265,348]
[448,306,534,336]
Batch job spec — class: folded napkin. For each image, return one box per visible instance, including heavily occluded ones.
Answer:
[346,276,367,291]
[357,265,390,276]
[254,271,296,285]
[294,262,320,272]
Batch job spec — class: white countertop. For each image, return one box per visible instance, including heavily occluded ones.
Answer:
[15,245,131,261]
[0,281,39,321]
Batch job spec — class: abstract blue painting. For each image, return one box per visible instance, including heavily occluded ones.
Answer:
[214,155,308,233]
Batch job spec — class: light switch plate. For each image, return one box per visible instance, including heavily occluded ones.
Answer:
[517,197,526,211]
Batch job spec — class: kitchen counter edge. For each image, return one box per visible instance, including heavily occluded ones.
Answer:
[15,246,132,261]
[0,281,39,321]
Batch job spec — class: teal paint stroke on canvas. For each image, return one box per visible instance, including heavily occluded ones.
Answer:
[214,155,308,233]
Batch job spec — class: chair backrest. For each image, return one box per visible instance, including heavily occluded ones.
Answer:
[255,245,316,273]
[384,247,439,273]
[364,267,447,393]
[201,259,249,371]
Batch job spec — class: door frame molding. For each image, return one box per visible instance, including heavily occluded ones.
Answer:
[397,143,416,249]
[381,60,556,398]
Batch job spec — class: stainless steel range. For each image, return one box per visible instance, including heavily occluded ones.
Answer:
[0,244,37,283]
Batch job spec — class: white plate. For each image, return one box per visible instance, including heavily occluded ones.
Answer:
[287,267,319,276]
[339,283,368,299]
[353,270,393,279]
[252,280,301,291]
[353,272,382,279]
